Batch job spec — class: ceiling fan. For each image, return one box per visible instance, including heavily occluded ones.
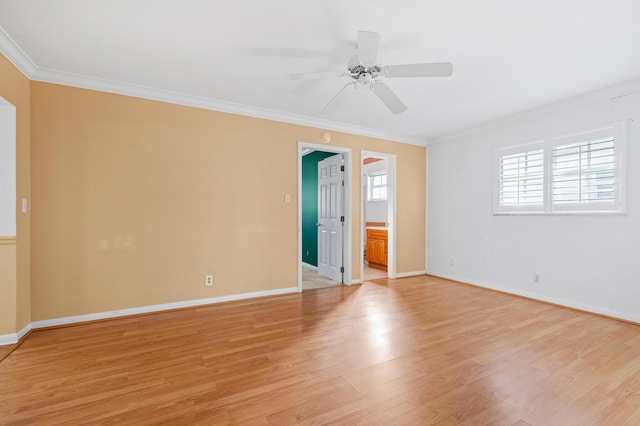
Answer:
[290,31,453,115]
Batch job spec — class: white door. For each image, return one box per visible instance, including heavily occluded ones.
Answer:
[317,154,344,283]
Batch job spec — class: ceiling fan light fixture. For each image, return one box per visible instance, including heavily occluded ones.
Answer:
[358,73,372,85]
[292,31,453,115]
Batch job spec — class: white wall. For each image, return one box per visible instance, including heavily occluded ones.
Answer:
[0,98,16,237]
[363,158,389,223]
[427,79,640,323]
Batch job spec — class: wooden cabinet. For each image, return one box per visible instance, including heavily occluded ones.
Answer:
[366,228,388,271]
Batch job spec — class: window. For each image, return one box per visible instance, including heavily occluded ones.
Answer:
[494,122,626,214]
[551,128,620,212]
[498,147,545,211]
[368,172,387,201]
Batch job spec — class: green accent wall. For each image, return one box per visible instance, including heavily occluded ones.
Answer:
[301,151,335,266]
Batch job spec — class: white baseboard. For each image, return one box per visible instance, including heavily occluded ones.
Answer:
[0,323,31,345]
[396,270,426,278]
[26,287,298,331]
[0,333,17,345]
[17,323,31,340]
[426,270,640,325]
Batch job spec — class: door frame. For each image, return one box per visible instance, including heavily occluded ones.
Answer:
[361,151,397,280]
[298,142,353,292]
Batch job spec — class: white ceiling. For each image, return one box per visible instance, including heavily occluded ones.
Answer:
[1,0,639,144]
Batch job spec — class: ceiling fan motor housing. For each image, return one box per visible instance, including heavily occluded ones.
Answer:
[349,64,382,85]
[299,31,453,115]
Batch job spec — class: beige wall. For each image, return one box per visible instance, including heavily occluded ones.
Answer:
[397,147,427,273]
[0,241,17,334]
[0,54,30,335]
[29,81,426,322]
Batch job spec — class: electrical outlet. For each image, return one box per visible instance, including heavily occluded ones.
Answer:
[449,258,455,267]
[205,275,213,286]
[533,273,540,283]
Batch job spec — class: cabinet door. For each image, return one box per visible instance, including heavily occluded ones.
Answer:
[366,229,388,266]
[366,239,377,263]
[372,239,386,265]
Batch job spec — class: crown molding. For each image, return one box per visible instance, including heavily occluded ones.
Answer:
[29,67,427,147]
[0,27,36,77]
[0,25,426,146]
[429,77,640,145]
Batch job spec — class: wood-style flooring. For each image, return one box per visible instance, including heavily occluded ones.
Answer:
[1,275,640,425]
[0,344,12,362]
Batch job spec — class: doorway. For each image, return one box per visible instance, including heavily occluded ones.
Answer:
[298,142,352,292]
[361,151,396,282]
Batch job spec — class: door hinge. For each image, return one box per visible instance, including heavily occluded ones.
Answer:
[340,266,344,273]
[340,165,344,172]
[340,216,344,222]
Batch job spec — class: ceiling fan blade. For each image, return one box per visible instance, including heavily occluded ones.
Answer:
[384,62,453,78]
[289,70,345,81]
[243,47,328,58]
[321,83,356,114]
[371,82,407,115]
[357,31,380,66]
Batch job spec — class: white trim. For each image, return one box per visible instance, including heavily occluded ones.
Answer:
[30,287,298,330]
[492,121,627,215]
[388,156,398,280]
[493,142,546,214]
[426,270,640,324]
[350,279,362,285]
[0,27,425,146]
[425,153,429,279]
[0,288,297,345]
[430,77,640,146]
[0,323,30,345]
[17,323,31,340]
[0,333,17,345]
[360,151,397,281]
[0,26,36,77]
[0,28,426,146]
[297,142,353,292]
[30,68,427,147]
[396,270,426,278]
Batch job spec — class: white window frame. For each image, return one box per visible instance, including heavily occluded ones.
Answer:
[367,172,388,201]
[494,141,546,214]
[494,122,627,215]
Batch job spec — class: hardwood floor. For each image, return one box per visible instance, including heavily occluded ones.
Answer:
[2,275,640,425]
[0,344,13,362]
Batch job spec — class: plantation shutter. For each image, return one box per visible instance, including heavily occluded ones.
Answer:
[551,127,621,212]
[498,148,544,210]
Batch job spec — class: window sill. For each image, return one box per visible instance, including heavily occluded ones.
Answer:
[493,211,626,216]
